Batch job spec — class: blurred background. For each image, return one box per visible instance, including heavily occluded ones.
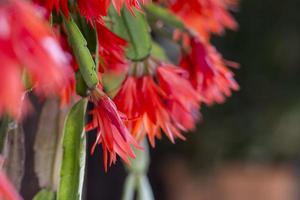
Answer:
[21,0,300,199]
[86,0,300,199]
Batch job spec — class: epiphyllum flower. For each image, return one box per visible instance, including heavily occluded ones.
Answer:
[157,65,201,131]
[78,0,145,24]
[78,0,109,23]
[180,37,239,105]
[0,0,71,118]
[163,0,238,40]
[0,170,21,200]
[86,88,140,171]
[96,23,128,73]
[137,76,185,145]
[114,64,201,146]
[114,0,146,14]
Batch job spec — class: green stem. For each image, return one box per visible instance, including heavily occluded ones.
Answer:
[122,139,154,200]
[0,115,10,153]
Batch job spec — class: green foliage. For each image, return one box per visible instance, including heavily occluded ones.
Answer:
[64,17,98,89]
[57,99,87,200]
[75,72,89,97]
[0,115,10,152]
[151,42,168,61]
[145,3,185,30]
[109,7,152,61]
[33,189,56,200]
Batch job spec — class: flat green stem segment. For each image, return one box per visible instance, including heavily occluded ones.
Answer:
[145,3,186,30]
[57,99,87,200]
[151,42,168,61]
[75,72,89,97]
[33,189,56,200]
[122,140,154,200]
[64,17,98,89]
[109,7,152,61]
[0,115,10,153]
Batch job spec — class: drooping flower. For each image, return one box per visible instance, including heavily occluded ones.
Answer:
[0,170,22,200]
[138,76,185,145]
[0,0,71,118]
[161,0,238,40]
[157,65,201,131]
[86,88,140,171]
[180,37,239,105]
[96,22,128,73]
[114,61,201,146]
[113,76,141,123]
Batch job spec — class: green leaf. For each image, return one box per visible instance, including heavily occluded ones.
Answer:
[57,99,87,200]
[145,3,185,30]
[109,7,152,61]
[33,189,56,200]
[151,42,168,61]
[64,17,98,89]
[102,72,126,98]
[75,72,89,97]
[22,70,33,91]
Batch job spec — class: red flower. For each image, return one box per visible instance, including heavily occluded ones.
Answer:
[0,0,71,118]
[138,76,184,145]
[180,37,239,105]
[0,170,21,200]
[96,23,128,73]
[113,76,140,122]
[58,37,76,106]
[34,0,69,17]
[114,76,145,141]
[78,0,109,24]
[86,88,140,171]
[157,65,201,131]
[162,0,238,40]
[114,0,145,14]
[114,64,201,146]
[78,0,145,23]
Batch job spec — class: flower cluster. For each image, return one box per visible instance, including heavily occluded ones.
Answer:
[0,0,239,174]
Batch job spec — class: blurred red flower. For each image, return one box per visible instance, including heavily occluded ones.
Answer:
[180,37,239,105]
[157,65,201,131]
[34,0,69,17]
[0,170,21,200]
[0,0,71,118]
[163,0,238,40]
